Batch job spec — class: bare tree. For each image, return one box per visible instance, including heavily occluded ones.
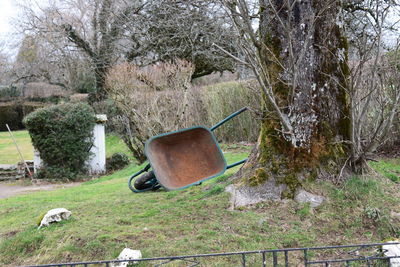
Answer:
[133,0,237,79]
[16,0,237,100]
[12,35,56,85]
[17,0,145,100]
[8,33,91,96]
[219,0,354,203]
[344,0,400,173]
[0,45,11,86]
[105,60,195,162]
[220,0,400,205]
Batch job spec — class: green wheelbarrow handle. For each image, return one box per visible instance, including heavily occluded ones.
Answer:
[211,107,248,169]
[128,107,249,193]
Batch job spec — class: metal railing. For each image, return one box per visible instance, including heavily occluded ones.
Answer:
[22,242,400,267]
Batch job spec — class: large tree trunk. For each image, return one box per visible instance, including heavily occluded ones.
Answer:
[228,0,350,206]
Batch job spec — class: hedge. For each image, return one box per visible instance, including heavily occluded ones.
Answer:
[23,103,96,180]
[0,102,46,131]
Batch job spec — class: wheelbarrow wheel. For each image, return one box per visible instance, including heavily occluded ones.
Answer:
[134,171,156,190]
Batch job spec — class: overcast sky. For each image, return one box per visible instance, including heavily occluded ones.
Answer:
[0,0,20,55]
[0,0,19,38]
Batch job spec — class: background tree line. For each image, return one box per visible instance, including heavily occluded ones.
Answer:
[11,0,236,100]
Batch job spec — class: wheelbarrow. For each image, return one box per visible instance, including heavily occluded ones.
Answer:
[128,107,249,193]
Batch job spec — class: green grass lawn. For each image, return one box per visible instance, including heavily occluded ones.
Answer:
[105,133,135,160]
[0,130,133,164]
[0,153,399,266]
[0,132,399,266]
[370,158,400,183]
[0,131,34,164]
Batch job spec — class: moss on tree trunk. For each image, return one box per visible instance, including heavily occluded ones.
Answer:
[232,0,351,201]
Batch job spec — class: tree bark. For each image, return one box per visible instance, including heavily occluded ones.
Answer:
[231,0,350,205]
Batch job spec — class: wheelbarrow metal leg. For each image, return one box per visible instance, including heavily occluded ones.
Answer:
[128,163,160,193]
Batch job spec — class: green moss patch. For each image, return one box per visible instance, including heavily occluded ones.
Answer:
[248,168,269,186]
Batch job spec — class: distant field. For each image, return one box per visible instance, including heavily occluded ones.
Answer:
[0,130,34,164]
[0,130,132,164]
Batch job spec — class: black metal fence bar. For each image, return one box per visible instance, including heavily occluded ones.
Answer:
[284,250,289,267]
[304,248,308,266]
[262,252,266,267]
[21,242,400,267]
[308,255,400,264]
[302,242,399,251]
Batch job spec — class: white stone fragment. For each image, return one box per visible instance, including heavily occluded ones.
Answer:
[111,248,142,267]
[383,241,400,267]
[38,208,71,229]
[294,190,325,208]
[391,211,400,221]
[226,182,284,209]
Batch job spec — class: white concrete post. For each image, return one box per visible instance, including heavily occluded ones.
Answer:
[33,149,42,173]
[88,114,107,175]
[33,115,107,175]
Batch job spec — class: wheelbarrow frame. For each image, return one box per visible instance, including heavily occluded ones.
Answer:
[128,107,249,193]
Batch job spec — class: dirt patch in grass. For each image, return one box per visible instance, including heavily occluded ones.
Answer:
[1,230,19,239]
[0,181,81,199]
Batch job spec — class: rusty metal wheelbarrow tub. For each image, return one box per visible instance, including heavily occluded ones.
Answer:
[128,107,248,192]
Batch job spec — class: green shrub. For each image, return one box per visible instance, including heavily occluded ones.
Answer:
[0,85,20,99]
[201,81,260,143]
[105,60,196,163]
[106,61,259,162]
[0,101,46,131]
[23,102,95,180]
[106,152,130,172]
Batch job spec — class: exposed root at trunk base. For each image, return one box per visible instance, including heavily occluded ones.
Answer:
[226,181,284,210]
[225,147,350,209]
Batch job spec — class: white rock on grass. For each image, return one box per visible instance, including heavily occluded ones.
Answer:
[391,211,400,221]
[226,181,284,209]
[38,208,71,229]
[383,241,400,267]
[111,248,142,267]
[294,189,325,208]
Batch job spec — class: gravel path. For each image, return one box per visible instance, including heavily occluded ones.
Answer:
[0,182,81,199]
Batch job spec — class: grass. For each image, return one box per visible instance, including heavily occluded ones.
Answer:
[370,158,400,183]
[0,130,34,164]
[0,151,255,266]
[0,130,134,164]
[105,133,134,160]
[0,137,399,266]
